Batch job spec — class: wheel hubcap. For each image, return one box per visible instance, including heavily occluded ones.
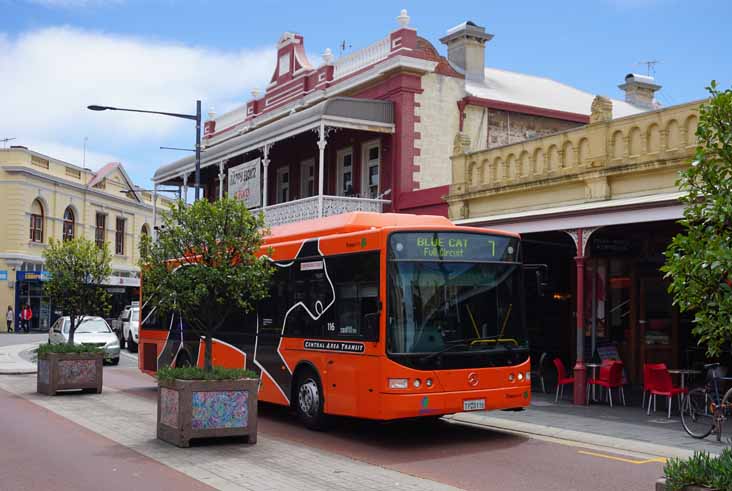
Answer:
[298,378,319,417]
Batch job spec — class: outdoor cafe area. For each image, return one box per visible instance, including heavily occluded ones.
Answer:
[524,220,731,416]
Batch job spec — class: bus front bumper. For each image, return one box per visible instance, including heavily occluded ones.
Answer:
[377,385,531,420]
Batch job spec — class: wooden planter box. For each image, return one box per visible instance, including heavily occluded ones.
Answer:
[656,478,715,490]
[157,378,258,448]
[37,352,104,395]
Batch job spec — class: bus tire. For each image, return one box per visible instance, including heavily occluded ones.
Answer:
[294,369,328,430]
[127,333,138,353]
[175,351,192,368]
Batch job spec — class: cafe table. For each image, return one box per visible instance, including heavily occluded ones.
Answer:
[585,363,602,402]
[667,368,702,401]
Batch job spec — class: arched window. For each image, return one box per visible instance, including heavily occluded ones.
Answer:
[63,207,75,241]
[30,199,44,243]
[141,224,150,237]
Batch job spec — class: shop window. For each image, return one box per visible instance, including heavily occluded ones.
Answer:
[95,213,106,248]
[337,148,354,196]
[29,199,44,243]
[115,217,125,255]
[63,207,75,241]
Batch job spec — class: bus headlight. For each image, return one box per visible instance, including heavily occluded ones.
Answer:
[526,371,532,381]
[413,379,421,388]
[426,378,433,388]
[508,373,515,382]
[517,372,524,381]
[389,378,408,389]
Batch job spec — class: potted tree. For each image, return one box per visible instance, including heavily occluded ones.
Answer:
[38,238,112,395]
[140,198,272,447]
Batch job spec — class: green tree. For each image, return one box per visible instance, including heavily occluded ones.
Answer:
[662,82,732,357]
[139,198,273,372]
[43,238,112,345]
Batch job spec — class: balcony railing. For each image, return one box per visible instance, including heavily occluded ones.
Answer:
[252,195,390,227]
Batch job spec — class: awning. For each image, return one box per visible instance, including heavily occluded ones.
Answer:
[454,192,685,234]
[154,97,395,185]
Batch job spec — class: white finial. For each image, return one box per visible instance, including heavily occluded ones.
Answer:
[397,9,410,28]
[322,48,334,65]
[207,107,216,120]
[251,88,260,99]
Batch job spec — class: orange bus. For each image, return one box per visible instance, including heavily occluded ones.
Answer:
[138,212,531,428]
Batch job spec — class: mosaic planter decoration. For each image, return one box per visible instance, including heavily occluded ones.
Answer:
[157,378,258,448]
[37,352,104,395]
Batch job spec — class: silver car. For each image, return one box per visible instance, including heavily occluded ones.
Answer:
[48,316,121,365]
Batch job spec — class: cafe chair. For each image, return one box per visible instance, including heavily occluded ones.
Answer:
[647,367,688,419]
[553,358,574,403]
[642,363,667,410]
[586,361,625,407]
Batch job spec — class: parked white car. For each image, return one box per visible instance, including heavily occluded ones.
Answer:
[48,316,120,365]
[122,307,140,353]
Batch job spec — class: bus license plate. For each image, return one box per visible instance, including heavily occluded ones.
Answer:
[463,399,486,411]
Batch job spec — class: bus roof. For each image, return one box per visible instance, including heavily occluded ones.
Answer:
[263,212,517,244]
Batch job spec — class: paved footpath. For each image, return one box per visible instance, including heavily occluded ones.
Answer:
[0,374,458,491]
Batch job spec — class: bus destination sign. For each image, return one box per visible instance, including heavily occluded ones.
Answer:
[389,232,517,262]
[303,340,365,353]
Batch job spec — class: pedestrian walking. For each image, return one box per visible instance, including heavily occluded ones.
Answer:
[21,304,32,333]
[5,306,13,333]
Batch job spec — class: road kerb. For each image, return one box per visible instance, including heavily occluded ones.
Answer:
[0,343,38,374]
[445,412,702,460]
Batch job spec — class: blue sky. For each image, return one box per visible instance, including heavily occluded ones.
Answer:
[1,0,729,188]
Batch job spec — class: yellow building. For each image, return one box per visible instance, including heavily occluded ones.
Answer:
[446,97,702,392]
[0,146,171,332]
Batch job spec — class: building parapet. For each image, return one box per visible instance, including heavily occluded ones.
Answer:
[447,99,704,220]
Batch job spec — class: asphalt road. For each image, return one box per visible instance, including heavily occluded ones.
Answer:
[99,367,666,491]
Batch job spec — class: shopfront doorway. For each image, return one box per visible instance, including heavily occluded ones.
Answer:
[15,271,54,332]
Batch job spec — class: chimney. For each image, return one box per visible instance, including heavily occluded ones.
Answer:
[618,73,661,109]
[439,21,493,82]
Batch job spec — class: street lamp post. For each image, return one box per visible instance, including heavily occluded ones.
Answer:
[88,101,202,201]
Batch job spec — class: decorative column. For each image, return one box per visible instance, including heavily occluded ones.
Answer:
[218,161,226,200]
[262,144,271,209]
[317,123,327,217]
[565,227,600,405]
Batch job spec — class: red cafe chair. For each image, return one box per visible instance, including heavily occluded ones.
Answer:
[642,363,666,409]
[587,361,625,407]
[553,358,574,403]
[647,367,688,419]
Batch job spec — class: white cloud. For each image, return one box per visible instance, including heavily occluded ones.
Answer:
[0,26,275,184]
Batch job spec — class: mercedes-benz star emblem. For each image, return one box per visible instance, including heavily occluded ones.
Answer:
[467,372,479,387]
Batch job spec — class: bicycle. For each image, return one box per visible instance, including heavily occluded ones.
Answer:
[680,363,732,442]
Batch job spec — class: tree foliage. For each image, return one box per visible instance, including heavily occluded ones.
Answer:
[43,238,112,345]
[662,82,732,357]
[139,198,273,372]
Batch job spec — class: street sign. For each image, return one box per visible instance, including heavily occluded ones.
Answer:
[0,270,7,281]
[228,158,261,209]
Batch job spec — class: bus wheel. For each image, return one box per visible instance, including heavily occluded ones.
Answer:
[175,352,192,368]
[295,370,327,430]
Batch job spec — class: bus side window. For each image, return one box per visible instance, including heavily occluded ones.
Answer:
[328,252,379,341]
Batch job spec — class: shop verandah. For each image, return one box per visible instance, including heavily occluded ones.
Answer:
[152,97,395,227]
[522,219,726,408]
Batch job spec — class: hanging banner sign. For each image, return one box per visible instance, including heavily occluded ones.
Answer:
[228,158,261,209]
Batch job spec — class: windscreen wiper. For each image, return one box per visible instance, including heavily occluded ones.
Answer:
[420,342,471,361]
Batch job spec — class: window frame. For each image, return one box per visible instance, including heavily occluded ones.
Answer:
[29,200,44,243]
[336,147,354,197]
[276,166,290,204]
[299,158,315,199]
[62,207,75,242]
[95,213,106,248]
[361,140,381,199]
[115,217,125,255]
